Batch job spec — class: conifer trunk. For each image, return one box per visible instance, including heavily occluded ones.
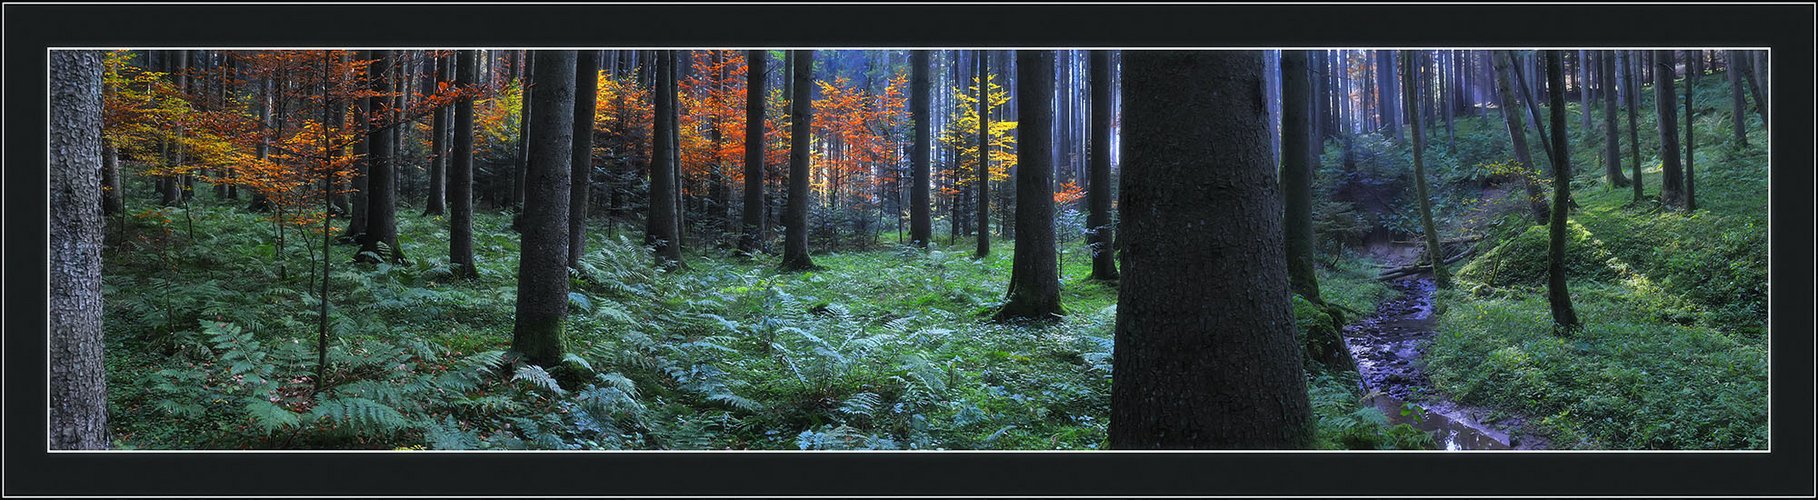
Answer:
[510,50,576,367]
[1086,50,1118,282]
[1542,51,1581,330]
[993,50,1063,322]
[450,50,478,278]
[50,50,109,450]
[779,50,817,271]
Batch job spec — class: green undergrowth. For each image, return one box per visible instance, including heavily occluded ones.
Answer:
[1425,69,1769,449]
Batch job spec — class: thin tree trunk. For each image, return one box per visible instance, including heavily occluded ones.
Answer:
[779,50,817,271]
[647,51,683,267]
[1492,51,1550,224]
[909,50,933,248]
[1683,50,1697,212]
[1542,51,1581,330]
[1110,50,1312,450]
[357,50,405,263]
[451,50,478,278]
[741,50,770,254]
[1280,51,1322,301]
[1403,51,1449,287]
[425,53,449,216]
[1727,50,1749,146]
[1654,50,1685,209]
[1601,51,1629,188]
[975,50,991,258]
[1087,50,1118,282]
[567,51,598,267]
[1625,50,1644,203]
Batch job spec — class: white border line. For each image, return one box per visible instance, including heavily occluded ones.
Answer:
[40,45,1777,455]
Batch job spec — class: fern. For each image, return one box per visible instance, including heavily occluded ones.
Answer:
[513,365,566,396]
[243,398,302,434]
[308,396,411,435]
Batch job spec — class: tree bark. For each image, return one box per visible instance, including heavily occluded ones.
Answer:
[1726,50,1748,146]
[993,50,1064,322]
[567,51,599,267]
[1492,51,1550,224]
[1683,50,1697,212]
[101,144,123,216]
[1542,51,1581,330]
[450,50,478,279]
[1087,50,1118,282]
[1280,51,1321,302]
[1110,50,1313,450]
[779,50,816,271]
[511,50,576,367]
[425,53,449,216]
[741,50,770,254]
[909,50,933,248]
[975,50,991,258]
[1625,51,1644,203]
[647,51,684,267]
[358,50,405,263]
[1654,50,1685,209]
[1735,51,1768,126]
[51,50,109,450]
[1600,51,1629,188]
[1402,51,1449,287]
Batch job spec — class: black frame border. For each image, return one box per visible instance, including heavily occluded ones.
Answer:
[5,2,1813,497]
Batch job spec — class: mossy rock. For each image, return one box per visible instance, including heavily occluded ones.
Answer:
[1292,295,1349,371]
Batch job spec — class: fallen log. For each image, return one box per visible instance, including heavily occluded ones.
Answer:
[1374,243,1479,281]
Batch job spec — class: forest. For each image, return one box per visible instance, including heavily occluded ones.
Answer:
[47,48,1769,451]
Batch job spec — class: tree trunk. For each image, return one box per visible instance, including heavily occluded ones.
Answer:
[1542,51,1581,330]
[975,50,991,258]
[101,144,123,216]
[424,54,449,216]
[1683,50,1697,212]
[993,50,1064,322]
[1402,51,1449,287]
[909,50,933,248]
[50,50,109,450]
[358,50,405,263]
[1625,50,1644,203]
[1600,51,1629,188]
[1110,50,1313,450]
[1280,51,1322,301]
[1654,50,1685,209]
[647,51,684,267]
[1087,50,1118,282]
[779,50,816,271]
[1492,51,1551,224]
[567,51,598,267]
[1735,51,1769,126]
[511,50,576,367]
[450,50,479,279]
[1726,50,1748,146]
[512,51,535,213]
[340,57,369,239]
[741,50,770,254]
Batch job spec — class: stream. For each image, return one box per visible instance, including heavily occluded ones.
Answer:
[1341,277,1539,450]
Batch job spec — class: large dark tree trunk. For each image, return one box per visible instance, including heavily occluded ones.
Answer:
[993,50,1064,323]
[1726,50,1748,146]
[510,50,576,367]
[740,50,769,254]
[1654,50,1685,209]
[424,53,449,216]
[567,51,599,267]
[909,50,933,248]
[779,50,817,271]
[1600,51,1629,188]
[1542,51,1581,330]
[1110,50,1313,450]
[1086,50,1118,282]
[450,50,478,279]
[1492,51,1550,224]
[974,50,991,258]
[358,50,405,264]
[1279,51,1321,302]
[647,51,684,267]
[51,50,108,450]
[1402,51,1449,287]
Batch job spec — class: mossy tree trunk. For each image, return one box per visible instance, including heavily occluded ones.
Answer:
[1401,51,1449,287]
[1492,51,1551,225]
[1543,51,1582,331]
[1279,50,1322,302]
